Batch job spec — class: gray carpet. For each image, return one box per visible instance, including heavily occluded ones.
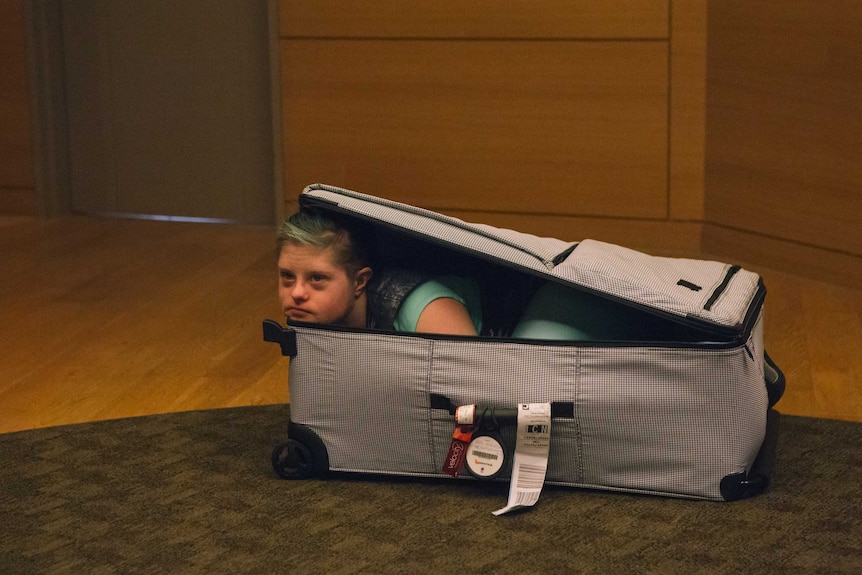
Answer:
[1,405,860,574]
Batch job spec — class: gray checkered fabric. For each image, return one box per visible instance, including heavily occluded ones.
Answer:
[287,185,771,500]
[288,317,767,501]
[553,239,761,327]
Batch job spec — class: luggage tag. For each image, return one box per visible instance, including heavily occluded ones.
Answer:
[464,407,507,480]
[493,403,552,516]
[442,405,475,477]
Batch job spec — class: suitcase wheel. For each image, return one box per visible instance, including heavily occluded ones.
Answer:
[271,439,313,480]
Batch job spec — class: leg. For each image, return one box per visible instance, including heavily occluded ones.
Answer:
[512,281,652,341]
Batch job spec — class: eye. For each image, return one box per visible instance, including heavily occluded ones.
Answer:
[310,273,328,283]
[279,270,295,283]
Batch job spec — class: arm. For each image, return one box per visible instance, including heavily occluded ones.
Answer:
[415,297,479,336]
[394,275,483,335]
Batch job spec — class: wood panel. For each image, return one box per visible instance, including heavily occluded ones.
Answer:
[0,188,38,215]
[703,223,862,288]
[0,0,37,215]
[279,0,669,39]
[280,39,669,219]
[668,0,706,221]
[706,1,862,257]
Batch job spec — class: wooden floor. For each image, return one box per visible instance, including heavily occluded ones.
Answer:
[1,215,860,434]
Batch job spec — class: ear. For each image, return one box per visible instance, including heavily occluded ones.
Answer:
[353,266,373,295]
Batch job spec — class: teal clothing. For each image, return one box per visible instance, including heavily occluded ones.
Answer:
[393,275,483,334]
[378,272,667,342]
[512,281,676,341]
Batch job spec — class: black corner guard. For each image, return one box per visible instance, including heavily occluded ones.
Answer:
[263,319,297,357]
[720,408,781,501]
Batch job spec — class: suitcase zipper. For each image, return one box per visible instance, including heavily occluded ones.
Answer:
[704,265,741,311]
[284,319,752,351]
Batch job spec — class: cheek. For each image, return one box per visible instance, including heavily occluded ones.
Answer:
[277,283,292,305]
[319,291,345,311]
[318,288,354,320]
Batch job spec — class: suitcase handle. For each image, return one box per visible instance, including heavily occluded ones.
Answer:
[429,393,574,424]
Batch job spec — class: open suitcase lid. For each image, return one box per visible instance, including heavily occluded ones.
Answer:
[299,184,765,337]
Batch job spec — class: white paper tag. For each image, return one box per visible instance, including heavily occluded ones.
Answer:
[455,404,475,425]
[492,403,552,516]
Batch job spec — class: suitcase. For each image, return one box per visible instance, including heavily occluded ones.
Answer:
[264,183,785,502]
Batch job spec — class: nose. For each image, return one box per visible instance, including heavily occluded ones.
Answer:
[290,280,309,301]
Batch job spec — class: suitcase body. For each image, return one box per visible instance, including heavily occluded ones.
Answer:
[265,184,784,501]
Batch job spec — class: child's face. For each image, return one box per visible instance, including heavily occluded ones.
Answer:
[277,242,367,327]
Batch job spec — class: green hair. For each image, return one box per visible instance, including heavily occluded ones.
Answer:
[277,209,374,272]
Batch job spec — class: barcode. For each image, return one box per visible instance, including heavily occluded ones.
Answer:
[472,450,499,461]
[516,463,546,489]
[513,491,539,507]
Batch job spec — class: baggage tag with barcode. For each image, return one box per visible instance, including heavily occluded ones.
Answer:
[492,403,552,516]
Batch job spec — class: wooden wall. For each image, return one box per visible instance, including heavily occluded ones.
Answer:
[8,1,858,283]
[277,0,707,253]
[0,0,37,216]
[705,1,862,285]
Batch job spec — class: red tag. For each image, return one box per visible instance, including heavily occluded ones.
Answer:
[442,424,474,477]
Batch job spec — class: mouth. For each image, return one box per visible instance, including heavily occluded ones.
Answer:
[285,308,313,321]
